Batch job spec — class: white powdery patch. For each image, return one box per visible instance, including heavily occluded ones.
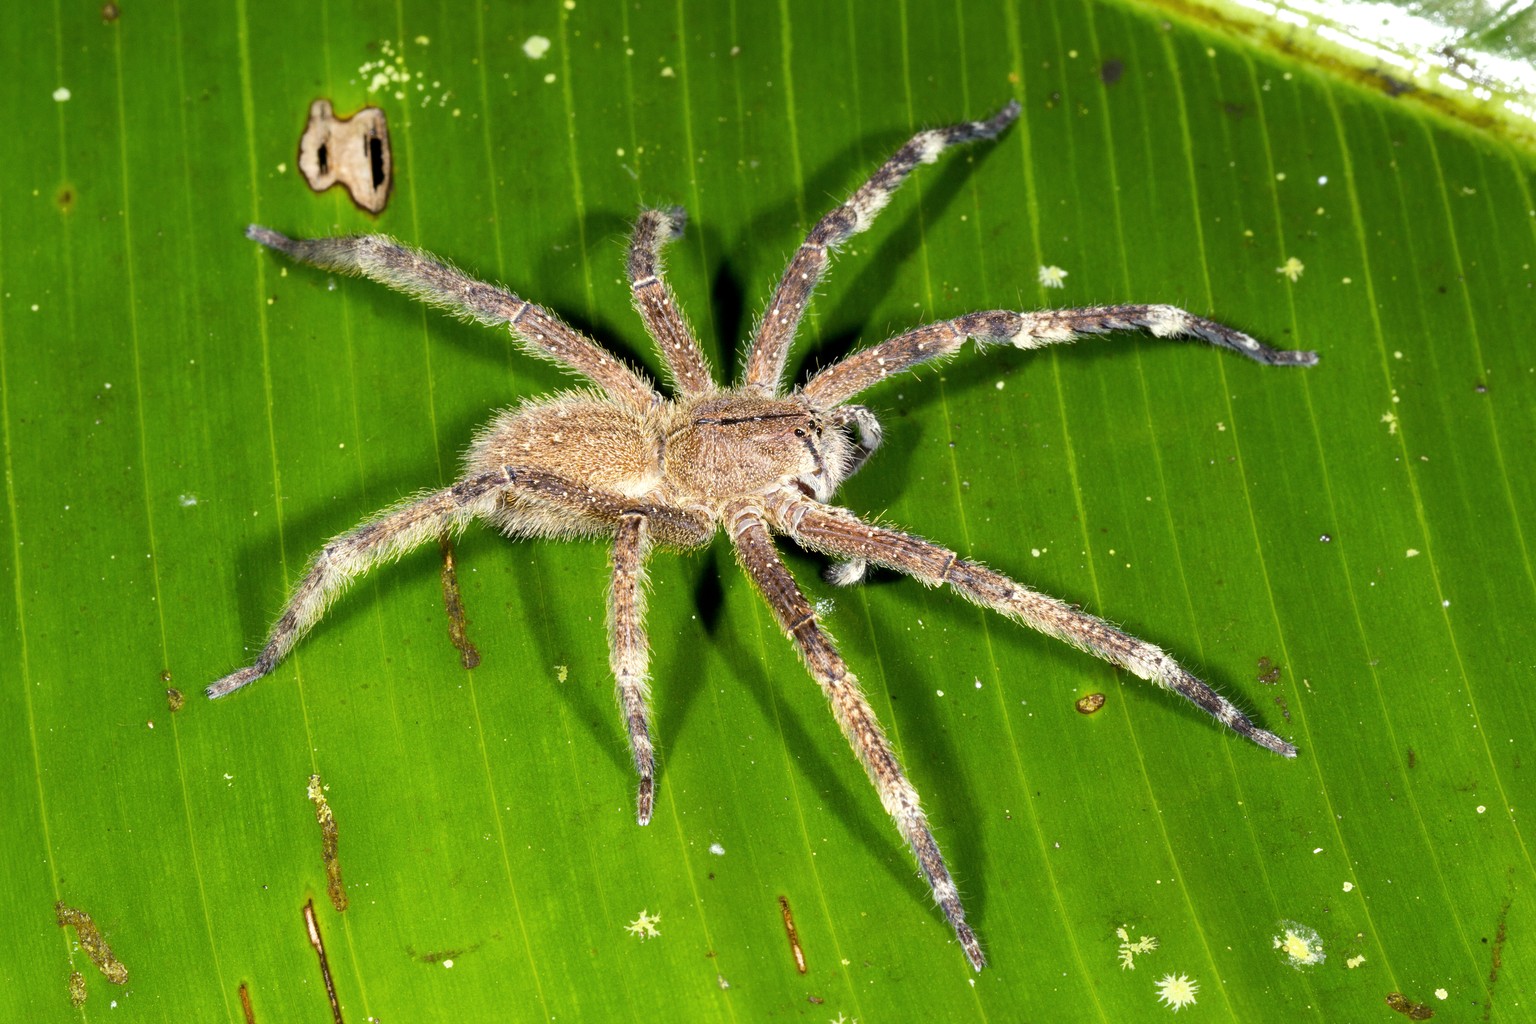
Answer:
[1277,256,1305,282]
[1143,305,1193,337]
[1009,314,1076,348]
[914,129,946,164]
[1274,921,1325,968]
[522,35,551,59]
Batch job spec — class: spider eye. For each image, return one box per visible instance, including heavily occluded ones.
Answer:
[793,428,807,438]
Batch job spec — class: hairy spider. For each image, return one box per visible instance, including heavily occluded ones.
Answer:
[210,101,1315,972]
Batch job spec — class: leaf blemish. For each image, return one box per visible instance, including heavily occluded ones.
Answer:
[779,895,807,974]
[298,99,392,214]
[55,901,128,987]
[303,900,344,1024]
[307,775,348,912]
[439,536,480,669]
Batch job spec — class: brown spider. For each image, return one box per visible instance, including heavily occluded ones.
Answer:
[210,101,1315,972]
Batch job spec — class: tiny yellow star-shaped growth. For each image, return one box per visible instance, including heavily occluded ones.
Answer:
[1154,973,1199,1011]
[625,909,661,940]
[1276,256,1305,282]
[1037,264,1069,289]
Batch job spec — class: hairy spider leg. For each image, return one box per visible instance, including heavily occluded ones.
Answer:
[609,514,659,824]
[803,304,1319,408]
[208,467,709,700]
[729,505,987,971]
[768,494,1298,758]
[742,101,1022,395]
[205,469,511,699]
[245,226,660,411]
[628,208,717,395]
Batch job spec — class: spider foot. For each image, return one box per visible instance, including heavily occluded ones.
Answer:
[205,665,266,700]
[636,776,654,826]
[958,921,986,972]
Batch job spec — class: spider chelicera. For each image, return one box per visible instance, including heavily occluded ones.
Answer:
[210,101,1314,971]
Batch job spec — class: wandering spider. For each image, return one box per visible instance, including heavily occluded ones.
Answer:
[210,101,1315,971]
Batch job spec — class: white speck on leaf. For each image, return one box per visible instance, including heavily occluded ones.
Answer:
[1277,256,1305,282]
[1037,264,1068,289]
[53,86,71,102]
[522,35,551,59]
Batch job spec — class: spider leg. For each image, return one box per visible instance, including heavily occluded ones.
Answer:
[802,305,1318,407]
[768,494,1297,758]
[208,466,712,700]
[246,226,659,412]
[728,504,986,971]
[628,208,716,395]
[609,514,658,824]
[741,102,1021,394]
[205,469,511,699]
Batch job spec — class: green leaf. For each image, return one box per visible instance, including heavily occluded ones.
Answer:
[3,1,1531,1021]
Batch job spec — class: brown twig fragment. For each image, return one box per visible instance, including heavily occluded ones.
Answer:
[439,535,480,669]
[303,900,344,1024]
[55,901,128,985]
[307,775,348,912]
[239,981,257,1024]
[778,895,807,974]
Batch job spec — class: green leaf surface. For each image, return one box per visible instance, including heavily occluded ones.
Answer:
[3,1,1532,1021]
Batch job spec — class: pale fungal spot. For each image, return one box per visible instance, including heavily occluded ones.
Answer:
[625,909,662,939]
[709,842,725,855]
[1406,548,1420,558]
[1347,954,1366,968]
[522,35,551,60]
[1477,804,1486,813]
[1277,256,1305,282]
[1274,921,1325,968]
[660,66,676,78]
[1037,264,1068,288]
[1343,880,1354,892]
[1116,925,1158,969]
[443,958,454,968]
[53,86,72,102]
[555,664,568,683]
[1435,988,1448,1000]
[1382,410,1399,435]
[543,72,556,84]
[1154,973,1198,1011]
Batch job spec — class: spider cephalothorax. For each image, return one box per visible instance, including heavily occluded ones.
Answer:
[210,101,1315,971]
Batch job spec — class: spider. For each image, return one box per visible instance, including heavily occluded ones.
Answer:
[210,101,1316,972]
